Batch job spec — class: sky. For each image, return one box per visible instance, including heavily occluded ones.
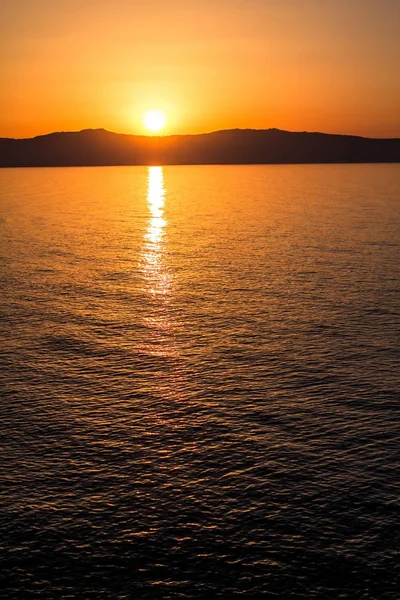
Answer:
[1,0,399,138]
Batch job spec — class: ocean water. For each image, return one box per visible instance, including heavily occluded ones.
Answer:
[1,164,399,599]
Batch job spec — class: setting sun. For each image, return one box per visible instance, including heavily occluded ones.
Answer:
[143,110,166,133]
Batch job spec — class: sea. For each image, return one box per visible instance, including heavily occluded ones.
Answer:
[1,164,399,599]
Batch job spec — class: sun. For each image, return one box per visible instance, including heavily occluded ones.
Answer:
[143,110,166,133]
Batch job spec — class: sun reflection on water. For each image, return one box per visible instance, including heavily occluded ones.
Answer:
[146,166,166,246]
[139,166,176,358]
[141,166,171,296]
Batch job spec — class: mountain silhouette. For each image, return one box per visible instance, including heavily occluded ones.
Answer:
[0,128,399,167]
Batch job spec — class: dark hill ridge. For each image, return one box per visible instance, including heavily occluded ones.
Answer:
[1,128,399,166]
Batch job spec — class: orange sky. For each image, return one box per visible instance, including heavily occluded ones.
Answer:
[1,0,399,139]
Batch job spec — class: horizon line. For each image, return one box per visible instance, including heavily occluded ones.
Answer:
[3,127,400,142]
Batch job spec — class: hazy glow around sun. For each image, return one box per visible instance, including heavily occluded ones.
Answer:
[143,110,166,133]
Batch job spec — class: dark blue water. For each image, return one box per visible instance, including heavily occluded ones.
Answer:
[1,165,399,599]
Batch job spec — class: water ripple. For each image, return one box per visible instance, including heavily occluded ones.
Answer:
[1,165,399,599]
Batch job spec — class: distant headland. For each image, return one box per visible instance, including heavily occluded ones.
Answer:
[1,128,399,167]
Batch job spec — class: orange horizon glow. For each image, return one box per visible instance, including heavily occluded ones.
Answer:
[1,1,399,140]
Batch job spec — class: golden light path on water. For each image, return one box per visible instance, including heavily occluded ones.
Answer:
[140,166,175,358]
[142,166,169,295]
